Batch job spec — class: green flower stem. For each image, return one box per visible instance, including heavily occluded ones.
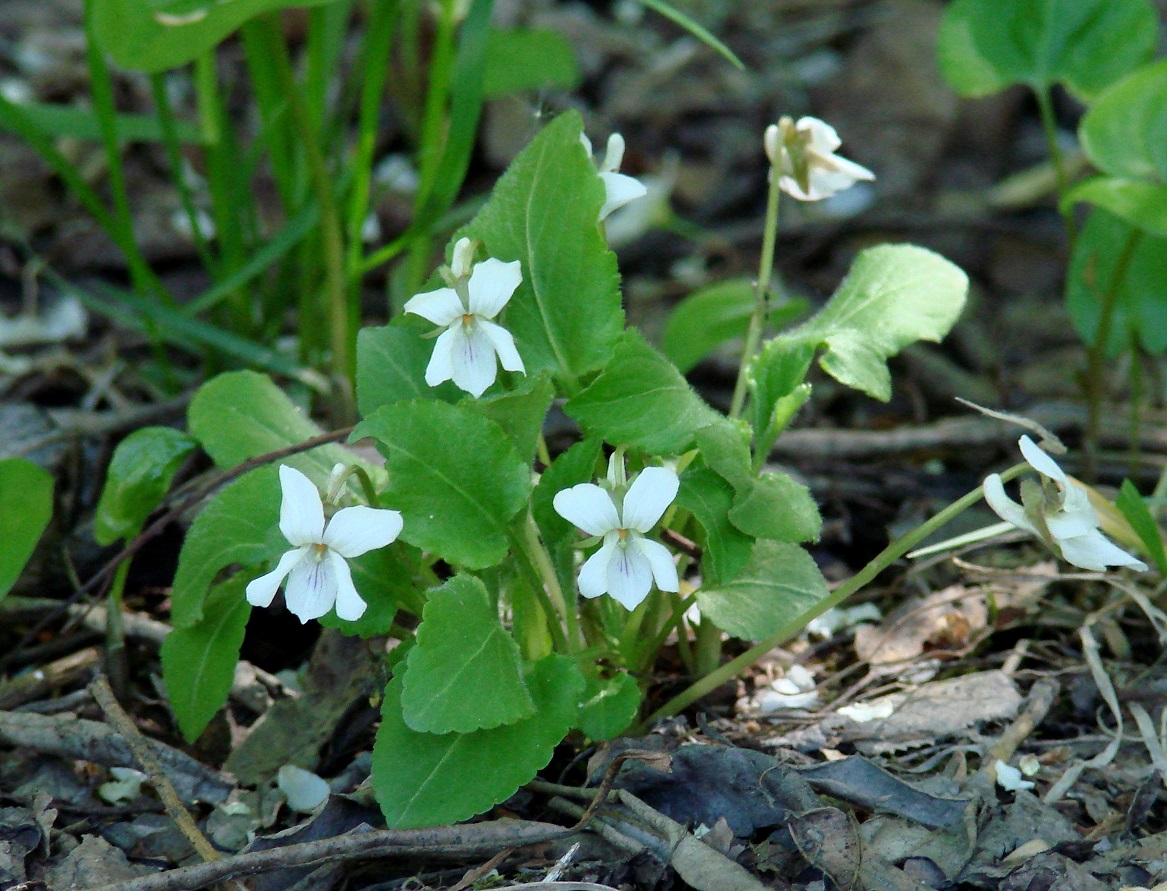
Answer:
[728,157,782,419]
[520,515,580,651]
[1084,228,1142,477]
[640,462,1029,728]
[1036,88,1077,245]
[104,552,132,699]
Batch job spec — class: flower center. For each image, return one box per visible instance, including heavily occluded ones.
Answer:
[461,313,475,328]
[310,542,329,561]
[617,527,629,545]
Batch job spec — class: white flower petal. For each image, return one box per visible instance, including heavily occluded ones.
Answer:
[797,116,841,153]
[425,324,459,387]
[579,131,594,158]
[277,765,330,812]
[478,319,525,373]
[246,547,308,608]
[1018,436,1067,483]
[284,554,339,623]
[328,551,368,620]
[449,322,499,397]
[1045,507,1099,542]
[450,237,475,279]
[633,536,678,592]
[279,466,325,547]
[599,171,648,221]
[322,505,403,558]
[605,542,654,610]
[994,760,1035,792]
[1058,531,1147,572]
[621,466,679,532]
[404,287,463,326]
[601,133,626,173]
[554,483,620,536]
[983,474,1041,537]
[466,258,522,320]
[578,537,617,599]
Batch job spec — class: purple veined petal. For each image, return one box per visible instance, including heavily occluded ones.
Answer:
[404,287,463,326]
[279,466,326,547]
[634,535,679,593]
[283,552,340,623]
[796,116,842,153]
[599,171,648,221]
[246,547,307,607]
[323,505,403,558]
[1058,530,1148,572]
[1017,436,1067,484]
[466,258,522,319]
[621,466,680,532]
[578,537,617,599]
[449,322,499,397]
[553,483,620,536]
[328,551,368,620]
[425,325,459,387]
[605,541,654,610]
[982,474,1041,538]
[478,319,525,374]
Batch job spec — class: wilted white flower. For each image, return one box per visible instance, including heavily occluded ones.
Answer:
[278,764,330,812]
[763,116,875,202]
[581,132,648,221]
[983,436,1147,573]
[553,457,679,610]
[404,237,525,398]
[994,759,1035,792]
[99,767,148,804]
[246,466,403,623]
[752,664,819,712]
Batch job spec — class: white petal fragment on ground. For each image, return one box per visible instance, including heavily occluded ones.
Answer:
[278,765,331,812]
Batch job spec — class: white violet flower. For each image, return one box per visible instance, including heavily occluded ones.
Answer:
[246,465,404,623]
[404,237,526,398]
[983,436,1147,573]
[763,116,875,202]
[581,132,648,221]
[553,456,679,610]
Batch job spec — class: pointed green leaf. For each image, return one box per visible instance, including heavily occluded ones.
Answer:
[1066,209,1167,357]
[162,574,250,742]
[1064,177,1167,239]
[533,439,604,546]
[319,543,418,637]
[676,468,753,585]
[565,330,721,454]
[400,576,534,734]
[577,671,641,741]
[373,654,583,828]
[1079,59,1167,183]
[95,426,197,545]
[938,0,1157,100]
[171,466,283,628]
[749,338,815,439]
[461,110,623,387]
[355,324,461,417]
[188,370,352,474]
[0,457,53,601]
[469,375,555,462]
[1116,480,1167,575]
[786,244,968,401]
[696,540,829,642]
[353,401,529,569]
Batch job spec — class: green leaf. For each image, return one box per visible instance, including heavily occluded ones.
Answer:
[1064,177,1167,239]
[748,340,815,447]
[461,111,624,387]
[937,0,1157,100]
[355,324,461,417]
[189,371,351,474]
[1066,209,1167,356]
[1079,58,1167,182]
[91,0,341,73]
[696,540,829,641]
[400,576,534,734]
[161,574,250,742]
[170,466,283,628]
[693,423,821,545]
[95,427,197,546]
[319,543,416,636]
[637,0,744,70]
[565,330,721,455]
[483,29,580,100]
[663,278,806,373]
[787,244,968,401]
[577,671,641,741]
[353,401,530,570]
[1116,480,1167,575]
[469,375,555,462]
[533,438,603,546]
[676,468,753,586]
[0,457,53,601]
[0,100,203,144]
[372,654,583,828]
